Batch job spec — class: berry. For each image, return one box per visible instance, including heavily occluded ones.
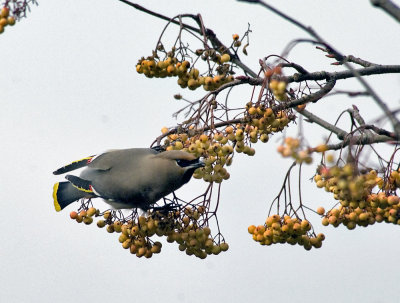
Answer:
[316,207,325,215]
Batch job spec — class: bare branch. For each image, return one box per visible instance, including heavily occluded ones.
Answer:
[327,133,398,151]
[318,47,379,67]
[238,64,400,85]
[326,90,370,98]
[289,64,400,83]
[277,78,336,109]
[280,62,309,74]
[340,55,378,67]
[371,0,400,23]
[297,109,348,140]
[362,125,399,139]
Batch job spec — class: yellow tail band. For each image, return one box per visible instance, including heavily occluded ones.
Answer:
[53,183,61,212]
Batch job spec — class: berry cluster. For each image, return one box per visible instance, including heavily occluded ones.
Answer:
[163,206,229,258]
[69,205,228,259]
[160,103,295,183]
[277,137,314,164]
[136,52,233,91]
[380,169,400,191]
[269,79,288,101]
[69,207,99,225]
[315,164,400,229]
[320,193,400,229]
[315,164,377,204]
[162,130,233,183]
[245,104,291,139]
[0,6,15,34]
[248,215,325,250]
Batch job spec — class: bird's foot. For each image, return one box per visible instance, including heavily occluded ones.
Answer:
[150,202,180,213]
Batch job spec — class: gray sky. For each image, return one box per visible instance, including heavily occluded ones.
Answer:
[1,1,400,302]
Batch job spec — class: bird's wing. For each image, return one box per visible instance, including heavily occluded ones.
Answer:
[88,148,158,171]
[53,156,95,175]
[65,174,95,194]
[83,149,162,202]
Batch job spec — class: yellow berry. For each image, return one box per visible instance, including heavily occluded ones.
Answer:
[269,80,279,91]
[97,220,106,228]
[220,243,229,251]
[220,54,230,63]
[277,81,287,93]
[321,217,329,226]
[87,207,97,217]
[315,144,328,153]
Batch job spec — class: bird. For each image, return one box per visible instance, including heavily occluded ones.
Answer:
[52,148,204,211]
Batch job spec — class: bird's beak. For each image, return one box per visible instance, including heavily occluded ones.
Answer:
[191,159,205,169]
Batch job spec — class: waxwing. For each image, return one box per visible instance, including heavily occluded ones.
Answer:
[52,148,204,211]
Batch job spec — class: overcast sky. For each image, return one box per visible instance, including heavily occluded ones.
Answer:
[1,1,400,302]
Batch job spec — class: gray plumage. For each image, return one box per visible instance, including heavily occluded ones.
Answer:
[52,148,204,211]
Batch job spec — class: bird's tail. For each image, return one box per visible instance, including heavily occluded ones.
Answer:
[53,182,88,212]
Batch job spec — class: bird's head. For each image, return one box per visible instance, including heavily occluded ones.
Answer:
[155,150,204,183]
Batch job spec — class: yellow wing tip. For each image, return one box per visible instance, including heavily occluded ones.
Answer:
[71,184,93,194]
[53,183,62,212]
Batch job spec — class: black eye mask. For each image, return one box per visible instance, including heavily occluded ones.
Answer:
[176,158,201,168]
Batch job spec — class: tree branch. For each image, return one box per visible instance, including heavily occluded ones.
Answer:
[277,78,336,109]
[327,133,398,151]
[289,64,400,83]
[371,0,400,23]
[238,0,400,137]
[297,109,348,140]
[237,64,400,84]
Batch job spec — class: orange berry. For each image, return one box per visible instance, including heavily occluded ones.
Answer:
[328,216,337,225]
[225,126,234,134]
[213,75,222,85]
[387,195,399,205]
[0,18,7,27]
[316,207,325,215]
[273,66,282,75]
[204,76,213,85]
[199,134,208,143]
[1,7,9,18]
[296,104,306,111]
[248,107,257,115]
[248,225,256,234]
[265,69,273,78]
